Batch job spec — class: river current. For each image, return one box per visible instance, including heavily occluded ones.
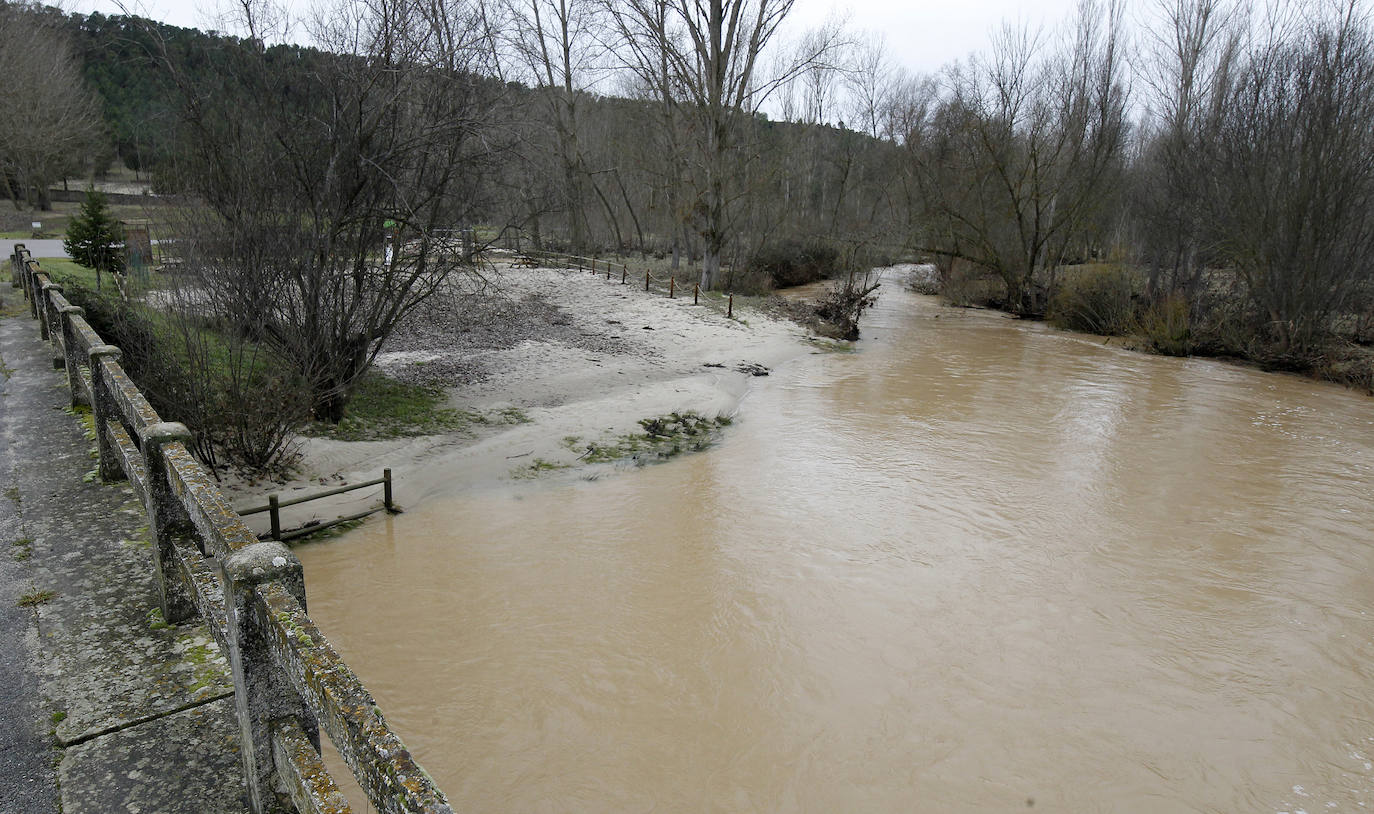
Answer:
[299,281,1374,812]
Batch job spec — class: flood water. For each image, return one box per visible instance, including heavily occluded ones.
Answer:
[298,281,1374,813]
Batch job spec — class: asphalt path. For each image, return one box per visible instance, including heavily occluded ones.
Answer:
[0,239,69,259]
[0,316,59,814]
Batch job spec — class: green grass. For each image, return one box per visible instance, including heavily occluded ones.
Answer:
[32,257,99,290]
[513,457,571,478]
[11,536,33,561]
[17,589,56,608]
[38,256,166,295]
[307,372,529,441]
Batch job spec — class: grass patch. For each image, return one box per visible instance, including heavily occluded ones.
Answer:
[147,608,172,630]
[31,257,99,290]
[49,710,66,725]
[17,589,56,608]
[11,536,33,561]
[306,372,529,441]
[39,257,167,299]
[514,457,571,478]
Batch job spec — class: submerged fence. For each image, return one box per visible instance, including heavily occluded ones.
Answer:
[241,469,396,542]
[9,245,451,814]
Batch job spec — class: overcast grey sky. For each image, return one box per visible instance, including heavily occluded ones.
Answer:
[76,0,1084,76]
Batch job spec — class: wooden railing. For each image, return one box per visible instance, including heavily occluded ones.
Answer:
[239,469,396,542]
[10,245,452,814]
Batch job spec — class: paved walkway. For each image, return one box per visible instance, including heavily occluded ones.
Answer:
[0,239,69,259]
[0,299,249,813]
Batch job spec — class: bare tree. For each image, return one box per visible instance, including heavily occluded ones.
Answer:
[607,0,841,290]
[161,0,506,420]
[1207,0,1374,357]
[0,4,103,209]
[1133,0,1241,300]
[909,0,1130,314]
[501,0,610,251]
[843,31,894,138]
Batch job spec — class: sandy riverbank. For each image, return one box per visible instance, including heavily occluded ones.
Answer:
[226,258,831,534]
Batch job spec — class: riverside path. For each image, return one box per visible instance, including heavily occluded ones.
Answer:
[0,304,248,813]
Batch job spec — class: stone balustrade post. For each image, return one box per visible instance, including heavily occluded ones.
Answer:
[138,422,199,625]
[220,542,318,814]
[25,263,38,317]
[20,259,35,309]
[37,281,61,341]
[58,306,87,406]
[87,345,124,482]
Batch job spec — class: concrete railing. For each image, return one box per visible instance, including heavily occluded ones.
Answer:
[10,246,453,814]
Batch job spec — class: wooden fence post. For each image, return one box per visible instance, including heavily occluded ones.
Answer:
[621,268,627,285]
[694,283,699,305]
[268,495,281,541]
[728,294,733,318]
[669,277,675,298]
[645,271,650,291]
[383,468,393,512]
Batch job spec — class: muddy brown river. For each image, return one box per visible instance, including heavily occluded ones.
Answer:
[298,282,1374,812]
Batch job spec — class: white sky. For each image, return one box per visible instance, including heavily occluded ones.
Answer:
[74,0,1084,77]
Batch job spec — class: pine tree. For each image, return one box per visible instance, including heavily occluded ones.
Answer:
[63,188,125,286]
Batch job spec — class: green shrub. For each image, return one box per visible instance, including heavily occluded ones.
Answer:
[1048,265,1137,335]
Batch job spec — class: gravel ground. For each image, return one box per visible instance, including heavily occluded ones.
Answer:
[377,266,649,388]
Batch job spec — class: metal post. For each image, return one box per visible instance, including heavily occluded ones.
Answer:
[383,468,393,512]
[268,495,281,541]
